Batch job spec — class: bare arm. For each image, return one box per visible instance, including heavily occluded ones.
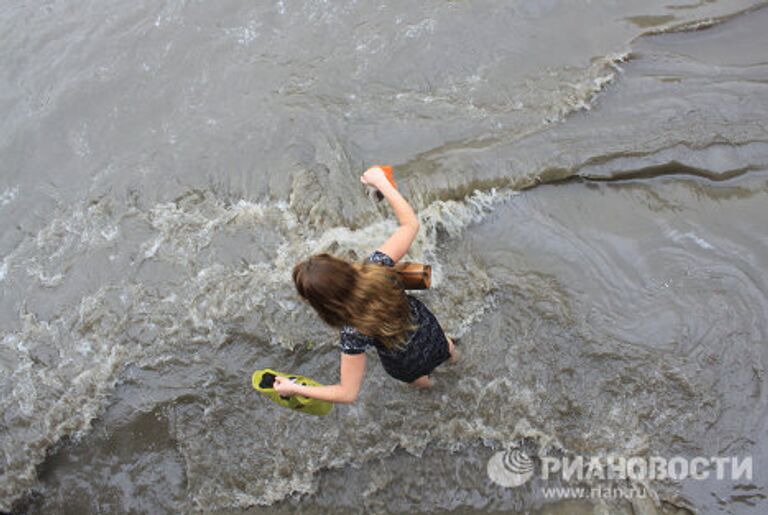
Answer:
[274,353,366,404]
[361,167,420,263]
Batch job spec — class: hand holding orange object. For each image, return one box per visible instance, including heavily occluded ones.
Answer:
[361,165,397,201]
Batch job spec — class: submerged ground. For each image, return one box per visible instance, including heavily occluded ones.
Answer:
[1,1,767,513]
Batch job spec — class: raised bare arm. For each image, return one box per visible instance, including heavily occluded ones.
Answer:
[360,166,419,263]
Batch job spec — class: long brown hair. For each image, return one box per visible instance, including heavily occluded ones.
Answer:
[292,253,416,350]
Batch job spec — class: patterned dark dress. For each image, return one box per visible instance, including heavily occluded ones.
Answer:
[339,250,451,382]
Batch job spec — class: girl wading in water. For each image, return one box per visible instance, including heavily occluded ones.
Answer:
[273,166,458,403]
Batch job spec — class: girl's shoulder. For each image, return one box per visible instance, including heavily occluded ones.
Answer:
[365,250,395,267]
[339,325,375,355]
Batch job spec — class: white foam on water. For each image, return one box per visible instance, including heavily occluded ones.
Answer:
[544,51,630,123]
[666,228,716,250]
[0,185,19,207]
[383,49,629,127]
[142,236,163,259]
[0,257,8,282]
[638,2,768,36]
[1,199,123,290]
[0,182,524,510]
[404,18,436,39]
[0,292,144,509]
[222,21,261,46]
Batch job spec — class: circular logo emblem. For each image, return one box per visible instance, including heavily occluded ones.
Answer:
[487,447,535,488]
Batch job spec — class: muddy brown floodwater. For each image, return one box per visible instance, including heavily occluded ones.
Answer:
[1,1,767,513]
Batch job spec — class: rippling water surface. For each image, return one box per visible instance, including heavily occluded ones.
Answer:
[1,1,767,513]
